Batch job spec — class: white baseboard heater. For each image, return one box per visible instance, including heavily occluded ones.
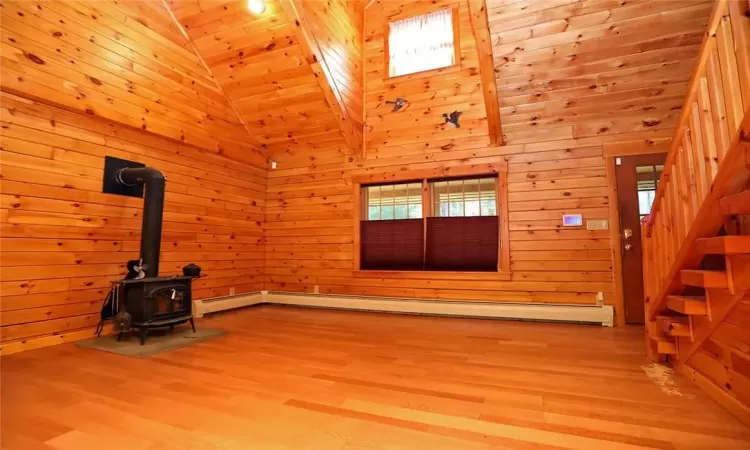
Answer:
[193,291,614,327]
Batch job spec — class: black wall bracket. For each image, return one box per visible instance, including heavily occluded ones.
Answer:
[103,156,145,198]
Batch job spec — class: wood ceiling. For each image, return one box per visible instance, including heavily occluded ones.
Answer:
[0,0,266,166]
[1,0,367,165]
[168,0,364,157]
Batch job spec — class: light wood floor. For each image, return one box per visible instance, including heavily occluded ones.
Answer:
[1,306,749,449]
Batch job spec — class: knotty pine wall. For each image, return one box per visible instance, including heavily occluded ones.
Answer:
[0,94,265,355]
[264,0,712,317]
[0,0,264,166]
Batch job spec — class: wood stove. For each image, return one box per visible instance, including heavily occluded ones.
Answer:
[106,161,199,345]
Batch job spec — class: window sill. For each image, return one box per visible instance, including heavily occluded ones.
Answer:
[384,63,461,83]
[354,270,511,281]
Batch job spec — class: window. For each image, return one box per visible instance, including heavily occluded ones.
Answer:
[356,170,509,273]
[426,177,499,271]
[636,164,664,219]
[386,8,458,78]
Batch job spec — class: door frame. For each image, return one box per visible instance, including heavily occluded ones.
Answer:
[606,157,627,327]
[606,148,669,326]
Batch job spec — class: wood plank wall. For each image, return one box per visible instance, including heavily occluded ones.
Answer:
[303,0,364,143]
[0,0,265,166]
[0,93,266,355]
[263,0,711,316]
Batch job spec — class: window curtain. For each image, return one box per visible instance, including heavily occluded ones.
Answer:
[388,9,455,77]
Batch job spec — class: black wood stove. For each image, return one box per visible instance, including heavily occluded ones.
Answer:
[106,161,199,345]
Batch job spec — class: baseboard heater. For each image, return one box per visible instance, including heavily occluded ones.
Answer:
[193,291,614,327]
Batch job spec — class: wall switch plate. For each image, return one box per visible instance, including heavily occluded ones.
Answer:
[587,219,609,230]
[596,292,604,306]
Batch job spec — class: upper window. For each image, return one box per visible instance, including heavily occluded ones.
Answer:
[387,9,457,78]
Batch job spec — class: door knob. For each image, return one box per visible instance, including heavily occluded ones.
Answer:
[623,228,633,240]
[624,243,633,251]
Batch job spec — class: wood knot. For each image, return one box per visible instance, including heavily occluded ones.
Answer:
[25,53,44,64]
[642,120,660,127]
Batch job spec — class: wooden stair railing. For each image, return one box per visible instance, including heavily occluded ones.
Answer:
[641,0,750,363]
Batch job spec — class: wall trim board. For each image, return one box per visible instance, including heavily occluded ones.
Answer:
[193,291,614,326]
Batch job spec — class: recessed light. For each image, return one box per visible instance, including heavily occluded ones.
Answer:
[247,0,266,15]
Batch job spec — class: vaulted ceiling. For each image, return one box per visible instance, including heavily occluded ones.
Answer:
[169,0,364,158]
[0,0,367,167]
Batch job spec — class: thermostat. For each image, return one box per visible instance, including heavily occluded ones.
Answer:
[562,214,583,227]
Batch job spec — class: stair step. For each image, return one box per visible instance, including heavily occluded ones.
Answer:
[680,270,728,289]
[666,295,708,315]
[651,336,678,355]
[720,190,750,215]
[657,316,691,337]
[696,236,750,255]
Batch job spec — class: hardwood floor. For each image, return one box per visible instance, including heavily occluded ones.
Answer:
[1,305,748,449]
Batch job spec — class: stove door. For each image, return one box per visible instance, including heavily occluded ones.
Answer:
[147,284,190,322]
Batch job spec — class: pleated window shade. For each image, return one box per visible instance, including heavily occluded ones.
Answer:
[360,219,424,270]
[425,216,499,271]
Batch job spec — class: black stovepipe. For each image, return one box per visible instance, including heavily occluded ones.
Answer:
[115,167,165,278]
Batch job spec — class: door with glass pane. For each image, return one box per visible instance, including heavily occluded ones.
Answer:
[615,153,667,324]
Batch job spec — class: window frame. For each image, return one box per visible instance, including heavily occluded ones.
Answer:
[353,164,510,276]
[383,6,462,81]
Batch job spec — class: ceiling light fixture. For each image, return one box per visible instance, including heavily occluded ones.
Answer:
[247,0,266,15]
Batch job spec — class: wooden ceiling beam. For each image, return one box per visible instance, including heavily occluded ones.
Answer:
[280,0,363,157]
[467,0,504,146]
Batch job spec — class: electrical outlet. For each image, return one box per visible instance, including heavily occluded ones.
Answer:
[596,292,604,306]
[229,287,235,296]
[587,219,609,231]
[313,285,320,294]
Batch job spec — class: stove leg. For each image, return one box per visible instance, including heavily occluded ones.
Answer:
[116,332,123,342]
[139,328,148,346]
[189,317,196,333]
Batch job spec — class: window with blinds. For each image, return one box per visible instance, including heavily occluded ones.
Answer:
[359,176,501,272]
[360,182,424,270]
[427,177,498,271]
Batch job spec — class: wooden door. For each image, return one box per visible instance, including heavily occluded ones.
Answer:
[615,153,667,324]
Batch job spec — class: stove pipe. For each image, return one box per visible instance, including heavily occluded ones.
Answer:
[116,167,165,278]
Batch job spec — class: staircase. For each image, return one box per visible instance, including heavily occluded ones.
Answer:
[640,0,750,425]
